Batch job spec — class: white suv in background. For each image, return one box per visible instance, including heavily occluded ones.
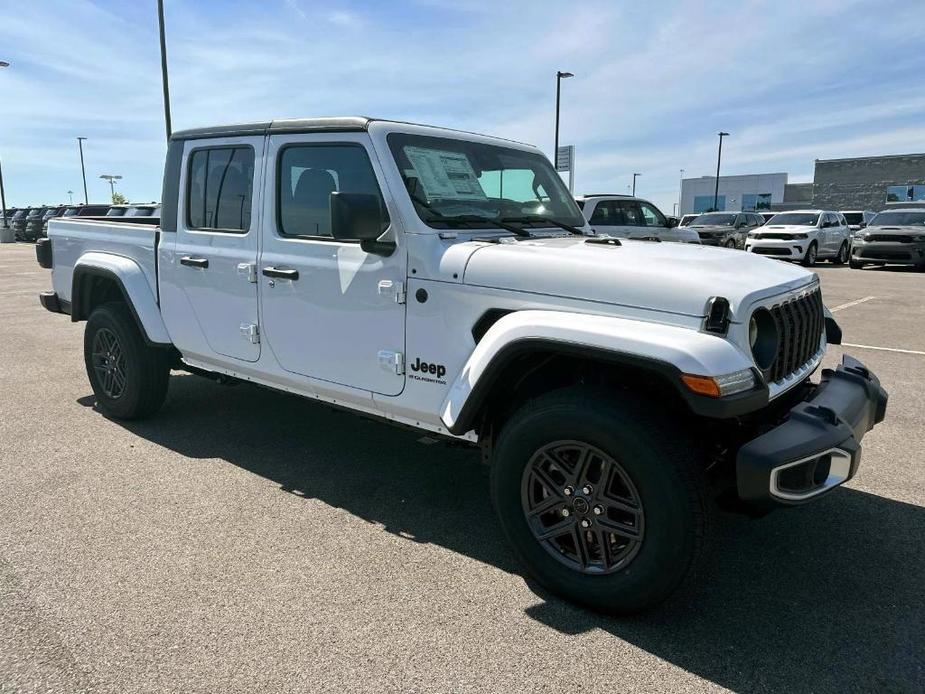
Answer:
[745,210,850,266]
[577,194,700,243]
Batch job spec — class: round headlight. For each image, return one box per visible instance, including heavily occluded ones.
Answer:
[749,308,779,371]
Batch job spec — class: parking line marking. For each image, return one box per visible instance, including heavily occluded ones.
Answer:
[830,296,875,312]
[842,343,925,356]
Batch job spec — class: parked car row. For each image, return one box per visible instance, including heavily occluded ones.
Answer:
[2,203,160,241]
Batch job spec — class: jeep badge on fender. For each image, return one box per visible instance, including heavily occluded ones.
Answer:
[410,358,446,379]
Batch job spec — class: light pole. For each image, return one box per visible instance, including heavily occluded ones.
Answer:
[100,174,122,202]
[157,0,172,141]
[554,70,573,165]
[0,60,9,233]
[713,132,729,211]
[632,172,641,196]
[678,168,685,215]
[77,137,89,204]
[67,190,74,204]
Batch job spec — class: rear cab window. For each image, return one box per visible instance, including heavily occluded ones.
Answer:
[186,146,255,232]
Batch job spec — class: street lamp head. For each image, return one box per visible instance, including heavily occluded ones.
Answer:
[0,61,9,68]
[718,131,730,137]
[77,136,87,141]
[557,71,574,79]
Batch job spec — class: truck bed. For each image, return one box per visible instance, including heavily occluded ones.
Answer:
[47,218,159,307]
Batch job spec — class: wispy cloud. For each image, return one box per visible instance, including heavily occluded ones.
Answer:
[0,0,922,210]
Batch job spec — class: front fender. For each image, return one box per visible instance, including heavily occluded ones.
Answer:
[440,310,762,434]
[72,252,171,345]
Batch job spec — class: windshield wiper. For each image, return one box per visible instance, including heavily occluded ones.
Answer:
[499,216,585,235]
[407,192,531,237]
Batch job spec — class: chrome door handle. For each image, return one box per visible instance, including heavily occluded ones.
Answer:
[262,266,299,280]
[180,256,209,269]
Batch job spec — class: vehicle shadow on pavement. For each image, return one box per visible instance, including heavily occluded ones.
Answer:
[104,374,923,694]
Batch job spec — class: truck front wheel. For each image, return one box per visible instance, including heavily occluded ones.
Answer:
[490,388,706,614]
[84,302,170,420]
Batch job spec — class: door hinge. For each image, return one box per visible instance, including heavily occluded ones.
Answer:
[378,350,404,375]
[377,279,405,304]
[237,262,258,283]
[240,323,260,344]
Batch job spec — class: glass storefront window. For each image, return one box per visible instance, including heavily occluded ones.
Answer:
[886,185,925,203]
[694,195,725,213]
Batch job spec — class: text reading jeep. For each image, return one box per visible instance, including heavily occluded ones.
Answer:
[36,117,887,613]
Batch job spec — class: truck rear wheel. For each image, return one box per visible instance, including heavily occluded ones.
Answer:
[84,302,170,420]
[490,388,706,614]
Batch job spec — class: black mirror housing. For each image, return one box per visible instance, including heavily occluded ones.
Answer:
[666,216,679,228]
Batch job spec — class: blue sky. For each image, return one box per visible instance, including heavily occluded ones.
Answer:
[1,0,924,213]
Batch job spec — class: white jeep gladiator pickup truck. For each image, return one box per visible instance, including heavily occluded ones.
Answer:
[35,117,888,614]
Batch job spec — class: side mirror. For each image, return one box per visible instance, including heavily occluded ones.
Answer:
[330,192,393,255]
[666,216,679,228]
[859,222,867,229]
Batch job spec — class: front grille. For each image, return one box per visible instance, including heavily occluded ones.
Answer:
[767,288,824,383]
[753,233,793,240]
[752,246,788,255]
[865,234,913,243]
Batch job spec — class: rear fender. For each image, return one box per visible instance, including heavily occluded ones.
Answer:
[71,252,171,345]
[440,310,762,434]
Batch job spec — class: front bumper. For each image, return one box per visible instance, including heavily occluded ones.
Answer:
[852,242,925,266]
[736,355,887,508]
[745,238,806,260]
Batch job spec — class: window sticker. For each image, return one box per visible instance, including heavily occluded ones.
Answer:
[403,146,488,201]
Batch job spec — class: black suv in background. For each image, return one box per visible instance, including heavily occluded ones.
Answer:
[12,207,35,240]
[24,206,53,241]
[687,211,764,248]
[61,204,111,219]
[39,205,68,237]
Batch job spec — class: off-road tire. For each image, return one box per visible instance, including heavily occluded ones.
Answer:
[832,242,849,265]
[84,302,170,419]
[849,258,864,270]
[801,241,818,267]
[725,238,737,249]
[490,387,707,614]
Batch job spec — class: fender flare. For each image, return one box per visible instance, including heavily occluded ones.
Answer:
[440,310,767,434]
[71,253,172,345]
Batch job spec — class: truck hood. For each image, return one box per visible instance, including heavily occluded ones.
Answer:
[462,236,815,319]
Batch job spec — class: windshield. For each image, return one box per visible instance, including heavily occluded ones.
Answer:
[42,208,59,219]
[63,207,81,216]
[27,208,46,218]
[869,211,925,226]
[768,213,819,226]
[692,213,736,226]
[106,207,127,216]
[12,209,28,219]
[387,133,585,230]
[126,206,155,216]
[842,213,864,225]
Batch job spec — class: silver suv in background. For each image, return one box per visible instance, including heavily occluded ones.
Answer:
[686,211,764,248]
[746,210,850,266]
[577,194,699,243]
[850,208,925,270]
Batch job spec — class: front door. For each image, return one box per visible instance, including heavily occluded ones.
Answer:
[160,136,263,363]
[258,134,406,396]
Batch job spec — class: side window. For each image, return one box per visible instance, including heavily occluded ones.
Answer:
[278,144,387,238]
[619,201,646,226]
[589,201,619,225]
[638,202,666,227]
[187,146,255,232]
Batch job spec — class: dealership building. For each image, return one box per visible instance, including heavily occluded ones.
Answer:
[679,152,925,215]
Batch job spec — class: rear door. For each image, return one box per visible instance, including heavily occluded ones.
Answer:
[258,133,406,396]
[160,136,263,362]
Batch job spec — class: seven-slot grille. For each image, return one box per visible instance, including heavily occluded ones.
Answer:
[865,234,913,243]
[767,288,825,383]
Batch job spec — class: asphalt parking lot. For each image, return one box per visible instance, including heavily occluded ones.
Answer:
[1,242,922,693]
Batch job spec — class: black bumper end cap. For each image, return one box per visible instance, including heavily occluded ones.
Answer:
[39,291,68,315]
[736,354,887,506]
[825,315,842,345]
